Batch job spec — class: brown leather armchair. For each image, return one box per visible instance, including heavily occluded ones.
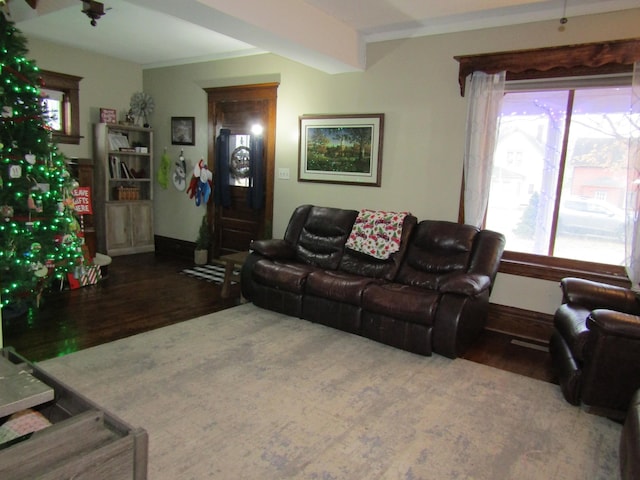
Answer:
[621,389,640,480]
[550,277,640,415]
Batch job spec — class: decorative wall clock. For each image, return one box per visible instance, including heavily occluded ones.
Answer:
[129,92,154,127]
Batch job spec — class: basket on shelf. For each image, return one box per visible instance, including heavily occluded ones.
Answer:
[114,186,140,201]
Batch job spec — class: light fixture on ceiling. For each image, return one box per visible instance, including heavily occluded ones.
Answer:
[82,0,105,27]
[558,0,568,32]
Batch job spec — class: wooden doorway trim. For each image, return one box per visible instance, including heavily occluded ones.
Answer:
[205,83,278,256]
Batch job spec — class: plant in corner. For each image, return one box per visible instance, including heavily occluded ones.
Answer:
[194,214,211,265]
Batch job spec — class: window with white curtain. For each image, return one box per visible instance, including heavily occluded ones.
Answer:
[455,39,640,286]
[485,77,634,266]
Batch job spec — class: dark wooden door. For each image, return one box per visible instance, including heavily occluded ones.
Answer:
[206,84,278,257]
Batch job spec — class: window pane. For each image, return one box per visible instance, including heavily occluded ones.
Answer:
[41,88,63,131]
[555,87,631,266]
[486,90,568,255]
[485,85,632,266]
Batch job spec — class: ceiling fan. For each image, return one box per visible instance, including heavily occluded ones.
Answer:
[81,0,105,26]
[21,0,106,27]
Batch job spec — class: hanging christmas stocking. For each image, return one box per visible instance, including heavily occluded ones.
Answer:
[157,149,171,189]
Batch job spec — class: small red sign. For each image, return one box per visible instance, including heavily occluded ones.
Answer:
[72,186,93,214]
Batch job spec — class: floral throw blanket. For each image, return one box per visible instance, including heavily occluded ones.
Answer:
[345,209,410,260]
[0,409,51,445]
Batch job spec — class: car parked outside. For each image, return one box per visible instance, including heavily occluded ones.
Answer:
[557,197,626,239]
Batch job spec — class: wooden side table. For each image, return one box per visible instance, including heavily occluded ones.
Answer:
[0,348,148,479]
[0,352,54,418]
[217,251,249,299]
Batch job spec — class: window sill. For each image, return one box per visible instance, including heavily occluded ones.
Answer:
[53,133,82,145]
[499,251,631,288]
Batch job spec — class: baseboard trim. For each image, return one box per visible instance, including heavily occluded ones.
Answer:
[154,235,196,262]
[487,303,553,344]
[510,339,549,352]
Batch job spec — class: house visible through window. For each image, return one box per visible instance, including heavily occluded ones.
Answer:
[485,81,633,266]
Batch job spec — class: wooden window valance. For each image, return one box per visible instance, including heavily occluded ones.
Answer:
[454,38,640,96]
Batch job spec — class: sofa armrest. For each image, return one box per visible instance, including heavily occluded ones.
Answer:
[250,239,296,260]
[439,273,491,296]
[587,309,640,340]
[561,277,638,313]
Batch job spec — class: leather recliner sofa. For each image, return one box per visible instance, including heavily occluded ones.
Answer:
[241,204,506,359]
[550,277,640,415]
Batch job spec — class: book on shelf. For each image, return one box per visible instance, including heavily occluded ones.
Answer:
[121,161,132,179]
[109,156,133,179]
[109,156,117,178]
[108,132,130,151]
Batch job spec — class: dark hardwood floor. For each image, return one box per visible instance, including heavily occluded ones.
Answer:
[464,330,555,383]
[1,253,241,362]
[1,252,555,384]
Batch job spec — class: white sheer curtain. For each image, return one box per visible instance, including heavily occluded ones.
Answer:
[463,71,506,227]
[625,61,640,288]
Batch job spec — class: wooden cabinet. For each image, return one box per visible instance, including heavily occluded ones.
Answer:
[106,202,154,255]
[94,123,154,256]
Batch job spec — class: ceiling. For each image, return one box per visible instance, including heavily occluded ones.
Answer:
[5,0,640,73]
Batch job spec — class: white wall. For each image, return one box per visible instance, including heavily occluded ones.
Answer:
[26,37,143,160]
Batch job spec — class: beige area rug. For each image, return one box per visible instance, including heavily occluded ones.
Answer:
[40,303,621,479]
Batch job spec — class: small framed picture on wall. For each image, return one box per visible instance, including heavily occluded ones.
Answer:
[171,117,195,146]
[100,108,117,124]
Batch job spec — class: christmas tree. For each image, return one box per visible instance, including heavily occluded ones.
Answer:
[0,12,83,314]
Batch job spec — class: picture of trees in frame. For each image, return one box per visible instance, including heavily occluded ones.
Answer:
[298,114,384,186]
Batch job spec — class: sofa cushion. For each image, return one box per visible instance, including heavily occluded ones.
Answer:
[306,270,381,305]
[294,206,358,270]
[395,220,478,289]
[439,272,491,296]
[339,215,417,281]
[250,238,295,260]
[252,260,319,294]
[362,283,439,325]
[554,303,591,361]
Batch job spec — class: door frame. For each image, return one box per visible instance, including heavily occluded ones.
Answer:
[205,83,278,256]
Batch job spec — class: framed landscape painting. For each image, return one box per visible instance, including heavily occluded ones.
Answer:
[298,114,384,186]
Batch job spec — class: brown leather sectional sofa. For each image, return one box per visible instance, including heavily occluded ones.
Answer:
[241,204,506,358]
